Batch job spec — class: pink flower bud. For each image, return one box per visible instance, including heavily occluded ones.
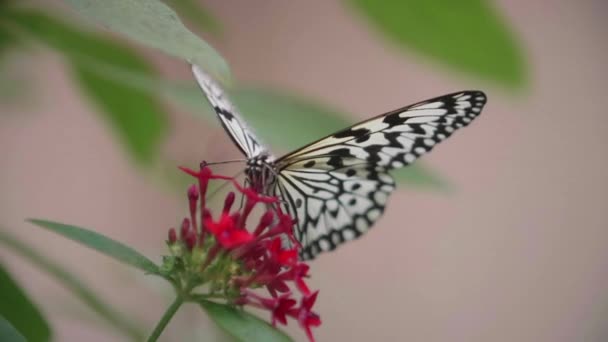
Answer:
[223,192,236,214]
[168,227,177,244]
[185,230,197,251]
[187,184,199,200]
[180,218,191,240]
[254,210,274,236]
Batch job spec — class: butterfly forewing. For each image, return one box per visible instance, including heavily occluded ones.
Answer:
[278,91,486,169]
[191,64,266,158]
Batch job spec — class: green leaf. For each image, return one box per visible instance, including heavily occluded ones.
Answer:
[27,219,160,274]
[348,0,527,88]
[172,85,448,189]
[393,162,449,190]
[200,300,293,342]
[0,229,145,341]
[6,9,168,165]
[231,87,354,151]
[0,25,16,56]
[162,0,221,34]
[63,0,231,83]
[0,263,51,342]
[0,316,26,342]
[73,64,168,165]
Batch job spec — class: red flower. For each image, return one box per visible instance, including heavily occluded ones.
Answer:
[267,237,298,266]
[205,213,253,249]
[290,263,311,295]
[242,290,297,326]
[170,162,321,342]
[292,291,322,342]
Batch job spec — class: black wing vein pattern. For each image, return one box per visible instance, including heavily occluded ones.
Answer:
[273,91,487,260]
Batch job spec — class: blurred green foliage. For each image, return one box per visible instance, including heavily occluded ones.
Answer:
[0,262,51,342]
[0,229,145,341]
[63,0,231,83]
[200,300,292,342]
[28,219,160,274]
[348,0,527,89]
[5,8,167,165]
[163,0,221,34]
[0,316,26,342]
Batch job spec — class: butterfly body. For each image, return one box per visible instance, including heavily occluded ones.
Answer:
[245,153,277,193]
[192,64,487,260]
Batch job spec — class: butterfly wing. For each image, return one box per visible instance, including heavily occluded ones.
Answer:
[191,64,266,158]
[275,159,395,260]
[274,91,487,259]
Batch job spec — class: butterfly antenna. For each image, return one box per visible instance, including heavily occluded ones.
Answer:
[205,169,245,201]
[203,159,247,166]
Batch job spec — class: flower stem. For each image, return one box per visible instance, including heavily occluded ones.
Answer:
[147,296,184,342]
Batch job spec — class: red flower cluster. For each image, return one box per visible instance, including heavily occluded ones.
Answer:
[169,162,321,341]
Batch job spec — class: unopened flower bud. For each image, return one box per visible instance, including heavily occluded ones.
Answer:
[180,218,191,239]
[168,227,177,244]
[202,208,212,220]
[185,230,197,250]
[187,184,199,200]
[254,210,274,236]
[223,192,236,214]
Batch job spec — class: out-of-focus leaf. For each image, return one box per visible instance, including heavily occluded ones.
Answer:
[28,219,160,274]
[231,88,354,151]
[0,316,26,342]
[6,9,168,165]
[0,24,16,55]
[348,0,527,88]
[393,162,449,190]
[169,85,448,189]
[162,0,221,34]
[199,300,292,342]
[63,0,230,83]
[0,229,145,341]
[74,65,167,165]
[0,262,51,342]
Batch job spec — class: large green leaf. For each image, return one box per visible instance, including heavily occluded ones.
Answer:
[171,85,448,189]
[0,262,51,342]
[0,316,26,342]
[63,0,230,83]
[0,229,144,341]
[200,300,292,342]
[7,9,168,165]
[348,0,527,88]
[163,0,221,34]
[28,219,160,274]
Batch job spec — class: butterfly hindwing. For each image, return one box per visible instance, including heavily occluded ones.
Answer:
[191,64,266,158]
[275,158,395,260]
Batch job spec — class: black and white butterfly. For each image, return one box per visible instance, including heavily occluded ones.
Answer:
[192,64,487,260]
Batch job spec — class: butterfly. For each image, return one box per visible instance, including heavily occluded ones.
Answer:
[191,64,487,260]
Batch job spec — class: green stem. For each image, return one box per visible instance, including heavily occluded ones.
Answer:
[147,296,184,342]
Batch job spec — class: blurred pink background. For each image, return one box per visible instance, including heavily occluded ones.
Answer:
[1,1,607,341]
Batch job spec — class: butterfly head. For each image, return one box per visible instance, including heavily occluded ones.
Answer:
[246,154,277,194]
